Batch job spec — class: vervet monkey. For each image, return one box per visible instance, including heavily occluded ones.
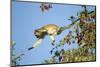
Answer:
[28,24,61,50]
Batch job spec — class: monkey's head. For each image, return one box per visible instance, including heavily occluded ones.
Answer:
[34,28,47,38]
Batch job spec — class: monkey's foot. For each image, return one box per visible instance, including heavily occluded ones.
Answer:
[52,43,55,45]
[51,40,55,45]
[28,47,34,51]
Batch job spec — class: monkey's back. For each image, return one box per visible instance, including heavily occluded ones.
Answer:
[42,24,59,30]
[42,24,60,34]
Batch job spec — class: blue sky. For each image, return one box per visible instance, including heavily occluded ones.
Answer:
[12,1,95,65]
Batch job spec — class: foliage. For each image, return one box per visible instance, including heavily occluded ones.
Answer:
[11,41,24,67]
[43,47,95,64]
[43,6,96,64]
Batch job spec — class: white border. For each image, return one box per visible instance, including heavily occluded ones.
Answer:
[22,0,96,5]
[0,0,10,67]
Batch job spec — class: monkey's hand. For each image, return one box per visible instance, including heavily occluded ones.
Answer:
[28,39,43,51]
[28,47,34,51]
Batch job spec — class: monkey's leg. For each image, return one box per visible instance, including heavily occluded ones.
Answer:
[50,35,55,45]
[28,39,43,51]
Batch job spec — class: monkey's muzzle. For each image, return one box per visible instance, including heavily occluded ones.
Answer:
[35,35,40,38]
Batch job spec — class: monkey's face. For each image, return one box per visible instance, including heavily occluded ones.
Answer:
[34,30,41,38]
[34,29,47,38]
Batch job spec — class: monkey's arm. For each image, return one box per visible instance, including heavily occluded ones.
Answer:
[28,39,43,51]
[33,38,43,48]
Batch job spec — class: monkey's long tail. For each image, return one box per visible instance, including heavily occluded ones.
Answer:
[59,11,95,33]
[58,19,79,35]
